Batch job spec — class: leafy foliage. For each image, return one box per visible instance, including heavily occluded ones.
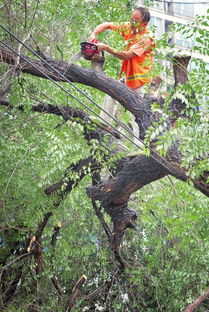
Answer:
[0,1,209,312]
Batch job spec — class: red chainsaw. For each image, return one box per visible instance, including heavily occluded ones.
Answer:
[68,39,101,64]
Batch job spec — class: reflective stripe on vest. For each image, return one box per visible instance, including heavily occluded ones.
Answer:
[127,73,151,81]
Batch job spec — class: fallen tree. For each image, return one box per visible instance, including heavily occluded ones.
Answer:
[1,46,208,253]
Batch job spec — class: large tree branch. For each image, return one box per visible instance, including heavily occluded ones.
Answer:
[44,156,95,196]
[87,152,209,203]
[0,46,150,138]
[87,155,168,206]
[0,99,120,139]
[87,151,208,249]
[87,154,168,249]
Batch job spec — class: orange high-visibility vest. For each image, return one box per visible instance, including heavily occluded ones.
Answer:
[112,24,155,89]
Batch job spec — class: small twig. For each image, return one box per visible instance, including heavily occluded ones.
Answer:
[24,0,27,29]
[150,209,169,235]
[91,199,112,239]
[104,269,119,310]
[51,223,62,247]
[167,175,187,207]
[56,45,64,60]
[29,0,40,30]
[16,33,31,65]
[50,277,62,300]
[0,252,32,276]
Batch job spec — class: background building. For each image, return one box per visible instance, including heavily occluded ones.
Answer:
[136,0,209,110]
[136,0,209,67]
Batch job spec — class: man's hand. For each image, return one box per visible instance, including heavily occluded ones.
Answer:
[95,42,109,52]
[87,34,96,41]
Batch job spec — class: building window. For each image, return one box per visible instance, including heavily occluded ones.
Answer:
[173,0,194,18]
[152,0,165,11]
[149,17,164,39]
[165,20,174,44]
[135,0,164,10]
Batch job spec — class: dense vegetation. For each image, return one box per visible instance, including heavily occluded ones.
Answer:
[0,0,209,311]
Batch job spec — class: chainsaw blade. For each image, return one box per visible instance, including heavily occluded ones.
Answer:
[67,51,82,65]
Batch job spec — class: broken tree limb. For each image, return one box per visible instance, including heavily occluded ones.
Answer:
[92,197,127,268]
[1,45,208,252]
[184,287,209,312]
[50,223,63,301]
[66,275,87,312]
[0,100,120,139]
[87,150,209,248]
[0,212,52,306]
[87,154,168,249]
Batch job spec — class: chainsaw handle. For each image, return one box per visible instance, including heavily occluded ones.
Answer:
[80,41,100,60]
[80,41,98,51]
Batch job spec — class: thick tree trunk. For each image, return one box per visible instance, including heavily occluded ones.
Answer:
[173,56,190,86]
[87,154,168,206]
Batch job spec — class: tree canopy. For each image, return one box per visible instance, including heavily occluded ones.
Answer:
[0,0,209,311]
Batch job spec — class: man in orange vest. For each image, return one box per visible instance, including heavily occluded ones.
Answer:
[89,7,155,89]
[88,7,155,142]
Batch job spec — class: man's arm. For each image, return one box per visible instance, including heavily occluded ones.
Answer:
[88,22,116,41]
[96,36,153,60]
[88,22,133,59]
[96,43,135,60]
